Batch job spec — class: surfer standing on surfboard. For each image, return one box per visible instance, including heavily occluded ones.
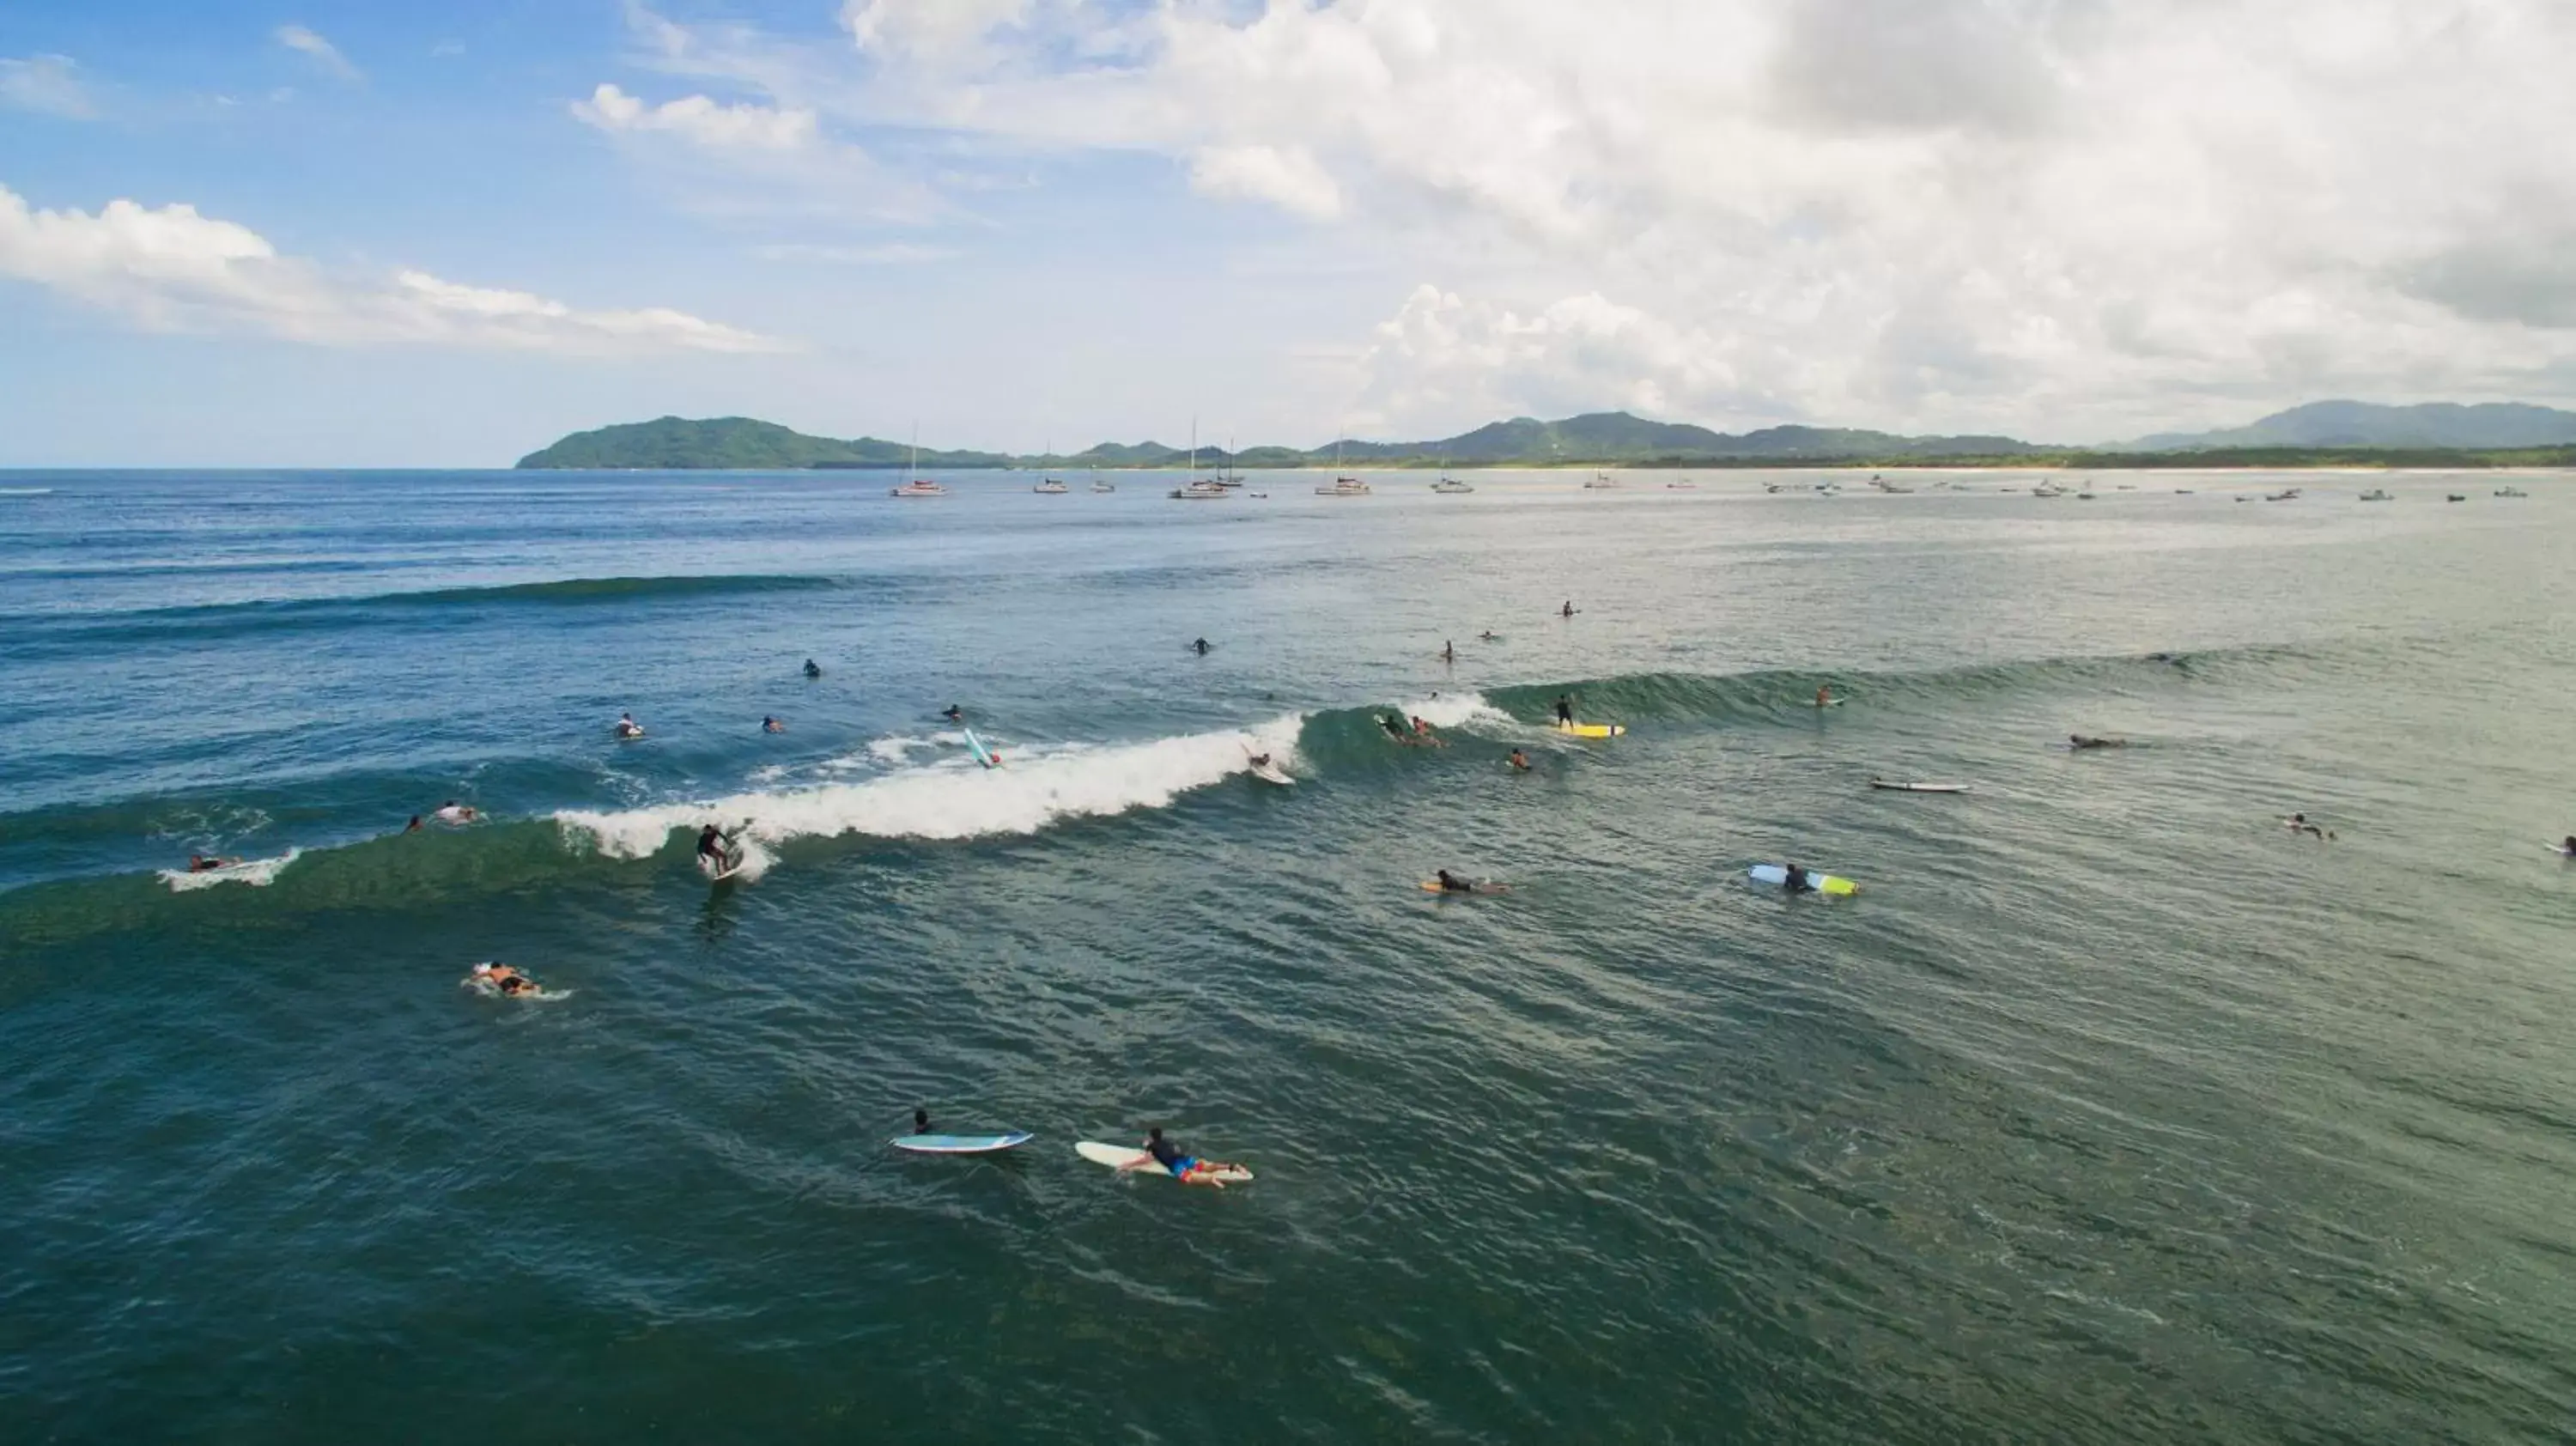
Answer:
[1555,693,1574,725]
[696,823,739,873]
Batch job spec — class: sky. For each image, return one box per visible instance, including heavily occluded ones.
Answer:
[4,0,2575,465]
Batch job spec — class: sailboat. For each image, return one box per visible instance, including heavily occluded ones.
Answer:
[1430,452,1472,493]
[1170,418,1228,500]
[890,424,946,497]
[1584,470,1619,489]
[1315,437,1371,495]
[1033,438,1068,493]
[1091,467,1115,494]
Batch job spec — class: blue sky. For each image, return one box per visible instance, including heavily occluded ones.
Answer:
[6,1,2576,465]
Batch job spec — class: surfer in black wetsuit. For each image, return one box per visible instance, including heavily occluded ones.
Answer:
[1120,1127,1238,1188]
[914,1108,932,1135]
[1561,600,1575,618]
[803,659,822,678]
[762,715,784,733]
[1781,862,1816,895]
[1192,637,1211,655]
[1555,694,1574,725]
[1441,640,1455,663]
[2069,734,2124,750]
[2562,835,2576,857]
[1381,713,1412,743]
[696,823,737,872]
[943,704,963,722]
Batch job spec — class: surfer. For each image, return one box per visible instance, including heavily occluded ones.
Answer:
[2284,813,2334,841]
[404,816,422,833]
[1780,862,1817,895]
[1381,713,1413,744]
[696,823,738,873]
[616,712,643,738]
[1554,694,1574,726]
[803,659,822,678]
[1479,630,1499,642]
[1192,637,1212,655]
[2561,835,2576,857]
[1441,640,1455,663]
[1249,752,1273,770]
[469,962,538,997]
[185,854,241,872]
[762,715,785,733]
[434,800,477,824]
[2069,734,2125,750]
[1508,748,1530,772]
[914,1108,933,1135]
[1121,1127,1238,1189]
[1560,600,1575,618]
[1814,685,1833,708]
[943,704,964,722]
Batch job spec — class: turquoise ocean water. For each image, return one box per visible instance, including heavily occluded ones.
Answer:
[3,468,2572,1442]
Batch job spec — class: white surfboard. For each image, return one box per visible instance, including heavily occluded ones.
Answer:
[1075,1140,1254,1183]
[1249,761,1294,786]
[1747,863,1859,896]
[1871,781,1969,793]
[700,852,747,883]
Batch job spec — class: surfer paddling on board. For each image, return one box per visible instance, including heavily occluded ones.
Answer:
[696,823,741,875]
[615,713,643,739]
[469,962,539,997]
[1508,748,1531,772]
[2069,734,2126,750]
[2283,812,2334,841]
[1410,716,1449,747]
[1479,629,1500,642]
[1120,1127,1242,1189]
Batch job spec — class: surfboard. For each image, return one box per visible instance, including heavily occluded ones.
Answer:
[1419,879,1506,895]
[1810,698,1845,708]
[2549,843,2575,858]
[1747,864,1858,896]
[1249,761,1294,786]
[962,727,999,769]
[616,727,647,740]
[891,1132,1034,1154]
[1871,781,1969,793]
[1075,1140,1255,1183]
[1556,720,1625,738]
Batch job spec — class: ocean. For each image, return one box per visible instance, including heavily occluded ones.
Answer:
[3,468,2571,1443]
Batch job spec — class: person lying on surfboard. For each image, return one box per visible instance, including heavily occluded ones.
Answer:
[1508,748,1530,772]
[469,962,539,997]
[1381,714,1414,744]
[2069,734,2126,750]
[1121,1127,1239,1188]
[616,712,643,738]
[762,715,785,733]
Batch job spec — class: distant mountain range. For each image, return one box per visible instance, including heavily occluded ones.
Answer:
[514,401,2576,470]
[2134,400,2576,451]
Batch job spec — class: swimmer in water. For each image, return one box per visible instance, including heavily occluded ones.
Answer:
[914,1108,933,1135]
[1508,748,1530,772]
[616,712,643,738]
[469,962,538,997]
[804,659,822,678]
[762,715,785,733]
[943,704,964,722]
[1118,1127,1242,1189]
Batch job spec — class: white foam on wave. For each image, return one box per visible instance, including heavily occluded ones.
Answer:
[157,848,303,891]
[554,714,1308,874]
[1393,690,1510,730]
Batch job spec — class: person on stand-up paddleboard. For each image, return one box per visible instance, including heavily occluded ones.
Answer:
[1121,1127,1238,1189]
[1561,600,1575,617]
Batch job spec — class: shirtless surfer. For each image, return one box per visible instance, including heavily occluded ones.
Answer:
[1117,1127,1242,1189]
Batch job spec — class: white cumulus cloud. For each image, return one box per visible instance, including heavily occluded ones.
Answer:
[274,24,360,82]
[629,0,2576,438]
[0,183,787,355]
[0,53,96,119]
[572,82,818,151]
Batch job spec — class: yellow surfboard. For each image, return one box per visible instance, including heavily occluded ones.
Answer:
[1556,720,1625,738]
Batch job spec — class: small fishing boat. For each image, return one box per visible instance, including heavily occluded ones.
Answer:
[1431,477,1474,494]
[1033,477,1069,494]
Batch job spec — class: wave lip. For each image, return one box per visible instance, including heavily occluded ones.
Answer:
[155,848,302,891]
[552,714,1309,873]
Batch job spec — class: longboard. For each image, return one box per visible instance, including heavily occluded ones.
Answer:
[700,852,747,882]
[1075,1140,1254,1183]
[1871,781,1968,793]
[1555,720,1625,738]
[1249,762,1295,786]
[891,1132,1034,1154]
[1747,864,1859,896]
